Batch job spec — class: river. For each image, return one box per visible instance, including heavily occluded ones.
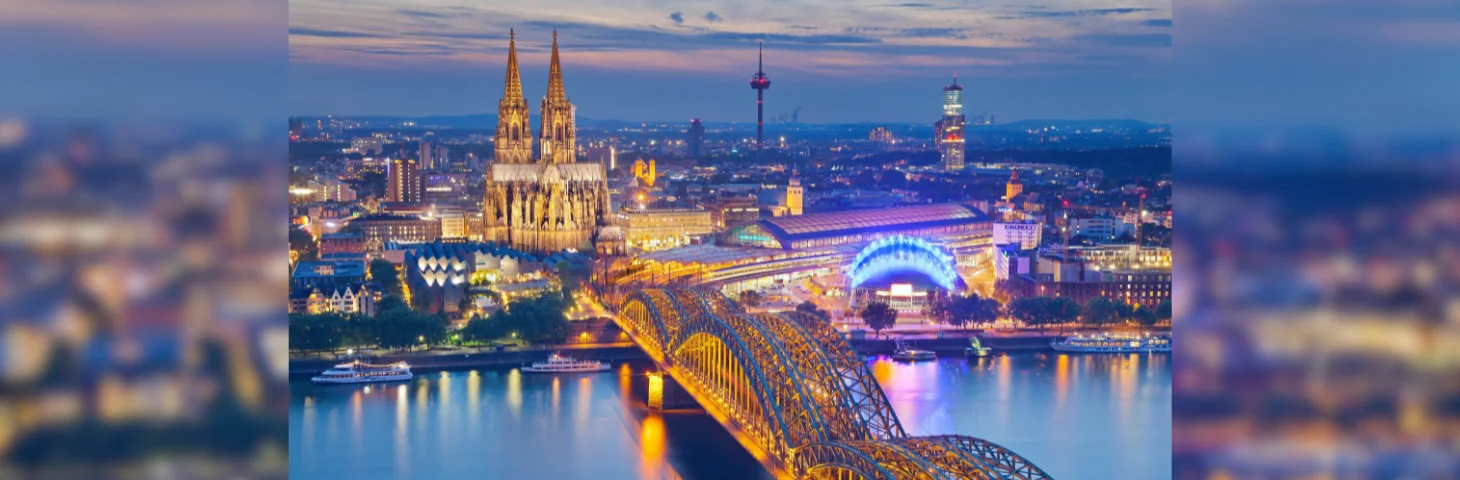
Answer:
[290,352,1170,479]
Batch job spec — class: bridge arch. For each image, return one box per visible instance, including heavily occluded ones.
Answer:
[847,235,961,291]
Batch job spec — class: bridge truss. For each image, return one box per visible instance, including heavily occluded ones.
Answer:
[616,288,1053,480]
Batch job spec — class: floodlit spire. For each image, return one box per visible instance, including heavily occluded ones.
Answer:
[504,28,524,101]
[546,30,567,101]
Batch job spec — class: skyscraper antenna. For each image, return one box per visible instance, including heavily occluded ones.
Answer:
[758,41,763,73]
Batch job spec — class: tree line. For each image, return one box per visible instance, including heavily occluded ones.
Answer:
[289,294,447,353]
[850,294,1172,337]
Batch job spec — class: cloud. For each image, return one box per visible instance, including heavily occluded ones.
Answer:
[669,12,683,24]
[1144,19,1172,27]
[705,11,722,23]
[289,27,391,39]
[1073,32,1171,48]
[396,9,450,19]
[1017,7,1157,18]
[899,28,968,40]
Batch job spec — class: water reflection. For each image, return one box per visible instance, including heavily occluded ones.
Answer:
[290,354,1169,479]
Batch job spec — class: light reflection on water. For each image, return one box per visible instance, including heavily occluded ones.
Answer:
[290,353,1169,479]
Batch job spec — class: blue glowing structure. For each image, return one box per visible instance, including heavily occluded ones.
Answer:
[847,236,961,291]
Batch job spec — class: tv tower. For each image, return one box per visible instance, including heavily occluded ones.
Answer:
[749,41,771,152]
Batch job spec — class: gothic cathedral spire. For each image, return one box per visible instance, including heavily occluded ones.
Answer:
[495,28,532,165]
[539,30,576,164]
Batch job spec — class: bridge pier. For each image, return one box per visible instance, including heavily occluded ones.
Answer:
[645,371,698,410]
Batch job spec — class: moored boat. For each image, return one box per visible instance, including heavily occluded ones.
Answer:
[1051,333,1171,353]
[522,353,610,373]
[891,342,936,361]
[311,360,413,384]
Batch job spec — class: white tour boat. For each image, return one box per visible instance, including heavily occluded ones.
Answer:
[1051,333,1171,353]
[522,353,610,373]
[311,360,413,384]
[891,342,937,361]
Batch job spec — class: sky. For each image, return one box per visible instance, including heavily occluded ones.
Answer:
[287,0,1173,123]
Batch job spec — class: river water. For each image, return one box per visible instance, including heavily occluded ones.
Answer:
[290,352,1170,479]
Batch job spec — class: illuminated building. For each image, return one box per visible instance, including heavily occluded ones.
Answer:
[482,30,611,253]
[616,207,713,252]
[633,159,656,187]
[351,137,383,156]
[993,221,1041,249]
[439,210,467,239]
[388,158,421,203]
[688,118,705,157]
[288,284,379,317]
[352,213,442,249]
[402,240,584,313]
[869,126,894,145]
[289,117,303,140]
[721,202,991,251]
[757,177,803,217]
[786,177,803,216]
[846,236,964,313]
[319,232,364,256]
[1005,249,1172,307]
[935,76,965,171]
[749,42,771,150]
[700,194,760,229]
[1005,166,1023,200]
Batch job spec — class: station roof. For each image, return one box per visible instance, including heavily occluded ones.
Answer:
[757,203,990,242]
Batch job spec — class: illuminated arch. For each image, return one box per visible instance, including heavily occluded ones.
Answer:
[615,289,1050,479]
[847,236,961,291]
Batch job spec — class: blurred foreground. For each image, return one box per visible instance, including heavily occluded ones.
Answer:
[0,118,288,477]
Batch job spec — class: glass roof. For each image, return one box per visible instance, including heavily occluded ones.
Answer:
[763,203,988,236]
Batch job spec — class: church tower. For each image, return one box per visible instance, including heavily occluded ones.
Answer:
[494,29,533,165]
[1005,166,1024,200]
[539,31,576,164]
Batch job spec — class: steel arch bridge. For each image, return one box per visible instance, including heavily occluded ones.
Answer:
[615,288,1052,479]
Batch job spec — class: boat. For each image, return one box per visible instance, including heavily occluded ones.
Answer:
[1051,332,1172,353]
[311,360,413,384]
[522,353,610,373]
[891,342,936,361]
[965,337,992,357]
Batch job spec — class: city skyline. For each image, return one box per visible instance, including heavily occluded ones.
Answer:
[288,0,1171,123]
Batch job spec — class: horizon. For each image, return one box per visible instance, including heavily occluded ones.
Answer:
[289,0,1171,123]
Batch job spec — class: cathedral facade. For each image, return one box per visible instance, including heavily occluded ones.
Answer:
[483,30,610,253]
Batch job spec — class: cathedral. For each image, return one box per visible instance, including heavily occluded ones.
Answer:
[483,30,611,253]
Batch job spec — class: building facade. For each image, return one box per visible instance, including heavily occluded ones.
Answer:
[688,118,705,158]
[482,30,610,253]
[353,214,442,248]
[993,221,1042,250]
[616,207,713,251]
[388,158,421,203]
[935,76,965,171]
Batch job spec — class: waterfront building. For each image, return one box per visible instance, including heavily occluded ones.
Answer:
[402,240,587,314]
[288,283,380,317]
[482,30,611,253]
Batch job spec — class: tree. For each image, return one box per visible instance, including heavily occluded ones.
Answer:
[369,259,401,295]
[289,228,318,263]
[1049,297,1082,333]
[739,290,764,308]
[556,259,590,298]
[1083,297,1127,329]
[1133,305,1158,327]
[859,301,898,338]
[795,300,829,321]
[1155,299,1173,324]
[504,293,571,344]
[461,312,507,344]
[1007,297,1050,330]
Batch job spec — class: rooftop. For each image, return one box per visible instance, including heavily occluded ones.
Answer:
[760,202,990,240]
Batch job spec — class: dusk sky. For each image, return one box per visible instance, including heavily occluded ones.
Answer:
[288,0,1172,123]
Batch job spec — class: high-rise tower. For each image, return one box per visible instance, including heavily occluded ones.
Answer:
[688,118,705,158]
[749,42,771,152]
[935,75,966,171]
[495,29,533,165]
[539,30,576,164]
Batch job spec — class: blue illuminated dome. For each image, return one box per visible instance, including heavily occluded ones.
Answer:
[847,236,962,291]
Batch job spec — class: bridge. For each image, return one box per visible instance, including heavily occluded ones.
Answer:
[614,288,1053,479]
